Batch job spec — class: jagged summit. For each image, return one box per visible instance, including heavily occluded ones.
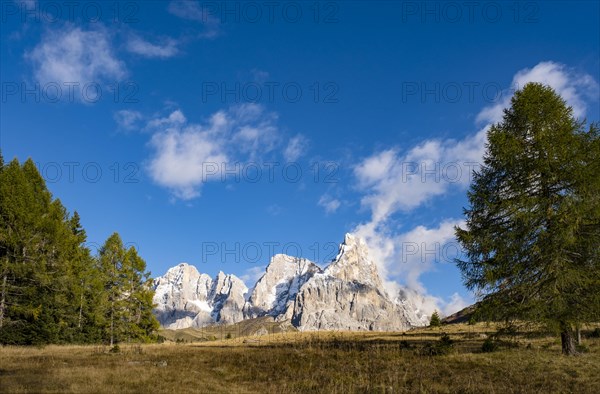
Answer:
[325,233,383,289]
[244,254,321,320]
[153,264,247,329]
[153,233,428,331]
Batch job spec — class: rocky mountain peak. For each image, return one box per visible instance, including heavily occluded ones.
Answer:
[153,233,429,332]
[267,254,321,276]
[153,267,247,329]
[325,233,383,289]
[244,254,321,320]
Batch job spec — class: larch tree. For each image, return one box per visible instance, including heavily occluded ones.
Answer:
[455,83,600,355]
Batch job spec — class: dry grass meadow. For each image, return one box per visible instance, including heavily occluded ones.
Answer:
[1,322,600,393]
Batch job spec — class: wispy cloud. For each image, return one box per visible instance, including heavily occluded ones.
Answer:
[114,110,144,131]
[477,61,599,124]
[146,104,281,200]
[354,130,486,223]
[318,194,341,214]
[126,34,179,59]
[26,24,126,100]
[284,134,309,162]
[168,0,221,38]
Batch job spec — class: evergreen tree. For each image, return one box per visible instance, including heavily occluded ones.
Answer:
[98,233,126,346]
[430,311,442,327]
[0,158,52,344]
[0,155,158,345]
[97,233,159,345]
[123,246,159,342]
[455,83,600,355]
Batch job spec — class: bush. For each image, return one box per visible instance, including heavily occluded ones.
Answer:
[589,328,600,338]
[420,333,454,356]
[576,344,589,353]
[109,345,120,353]
[468,315,477,325]
[225,333,232,339]
[481,337,499,353]
[399,340,411,350]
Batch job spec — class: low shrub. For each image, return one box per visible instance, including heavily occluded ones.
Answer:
[420,333,454,356]
[481,337,499,353]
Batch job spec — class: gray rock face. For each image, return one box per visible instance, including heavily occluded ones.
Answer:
[210,271,248,325]
[243,254,321,320]
[393,288,432,327]
[152,264,247,329]
[290,234,412,331]
[153,234,429,331]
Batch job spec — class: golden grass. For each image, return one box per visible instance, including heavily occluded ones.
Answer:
[1,323,599,393]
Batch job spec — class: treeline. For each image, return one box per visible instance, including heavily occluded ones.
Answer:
[0,154,159,345]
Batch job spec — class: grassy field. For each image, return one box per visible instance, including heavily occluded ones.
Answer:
[1,323,599,393]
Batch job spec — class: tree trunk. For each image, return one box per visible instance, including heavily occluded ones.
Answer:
[0,275,6,329]
[110,303,114,347]
[576,326,581,345]
[560,322,576,355]
[78,280,84,330]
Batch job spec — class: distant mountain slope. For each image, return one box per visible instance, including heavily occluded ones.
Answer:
[152,233,430,331]
[442,304,478,324]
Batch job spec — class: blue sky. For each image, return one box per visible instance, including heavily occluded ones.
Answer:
[1,0,599,314]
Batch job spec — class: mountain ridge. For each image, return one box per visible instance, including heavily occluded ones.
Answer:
[152,233,430,331]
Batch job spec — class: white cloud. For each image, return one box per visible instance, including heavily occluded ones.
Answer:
[354,218,464,294]
[441,292,470,316]
[126,34,179,58]
[318,194,341,214]
[114,110,143,131]
[351,132,482,302]
[146,104,281,200]
[168,0,221,38]
[393,219,465,292]
[395,287,469,318]
[353,218,470,317]
[26,24,126,99]
[230,104,280,159]
[284,134,309,162]
[354,130,486,223]
[477,61,599,124]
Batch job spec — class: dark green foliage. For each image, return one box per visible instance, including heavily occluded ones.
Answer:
[455,83,600,354]
[590,328,600,338]
[481,337,499,353]
[97,233,159,345]
[429,311,442,327]
[420,333,454,356]
[399,340,411,349]
[0,153,159,345]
